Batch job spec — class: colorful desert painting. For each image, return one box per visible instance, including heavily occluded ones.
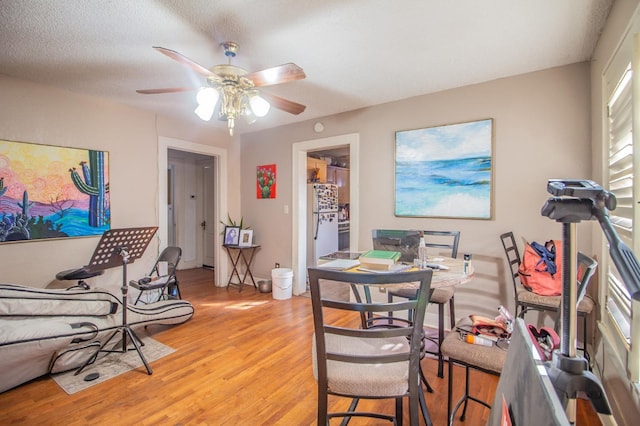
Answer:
[0,140,110,243]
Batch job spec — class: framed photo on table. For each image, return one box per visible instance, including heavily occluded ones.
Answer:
[239,229,253,247]
[224,226,240,246]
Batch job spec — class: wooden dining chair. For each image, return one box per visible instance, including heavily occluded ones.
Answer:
[308,267,434,425]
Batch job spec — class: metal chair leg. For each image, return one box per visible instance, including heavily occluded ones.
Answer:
[338,398,360,426]
[419,381,433,426]
[449,296,456,328]
[437,303,445,378]
[447,358,454,426]
[460,366,471,421]
[448,361,494,424]
[420,362,434,393]
[396,397,404,426]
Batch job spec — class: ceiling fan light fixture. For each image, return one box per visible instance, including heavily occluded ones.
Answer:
[195,87,218,121]
[249,93,270,117]
[241,99,257,124]
[194,103,214,121]
[140,42,306,134]
[196,87,219,108]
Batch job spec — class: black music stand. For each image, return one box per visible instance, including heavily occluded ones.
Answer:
[75,226,158,376]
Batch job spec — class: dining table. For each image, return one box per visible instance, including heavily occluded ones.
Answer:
[317,254,474,290]
[400,256,474,289]
[416,257,475,289]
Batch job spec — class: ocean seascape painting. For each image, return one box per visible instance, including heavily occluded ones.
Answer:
[0,139,110,243]
[395,119,493,219]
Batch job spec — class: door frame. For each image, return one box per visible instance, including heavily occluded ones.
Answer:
[292,133,360,295]
[201,158,216,268]
[159,136,228,286]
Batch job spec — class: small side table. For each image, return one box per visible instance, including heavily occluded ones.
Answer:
[224,244,261,291]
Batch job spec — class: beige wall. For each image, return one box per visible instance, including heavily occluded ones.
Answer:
[241,62,593,325]
[0,74,235,293]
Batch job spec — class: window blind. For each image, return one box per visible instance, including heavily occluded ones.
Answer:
[607,65,633,343]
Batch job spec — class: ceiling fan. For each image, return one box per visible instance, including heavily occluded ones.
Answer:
[137,42,306,135]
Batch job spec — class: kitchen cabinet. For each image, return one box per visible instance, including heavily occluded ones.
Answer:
[327,166,350,204]
[307,158,327,182]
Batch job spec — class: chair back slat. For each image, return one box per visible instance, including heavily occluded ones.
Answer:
[371,229,421,262]
[422,230,460,259]
[371,229,461,261]
[500,232,521,285]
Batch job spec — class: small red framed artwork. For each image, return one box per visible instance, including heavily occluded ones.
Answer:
[256,164,276,199]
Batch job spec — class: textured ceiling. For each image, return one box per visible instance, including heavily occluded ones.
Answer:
[0,0,613,135]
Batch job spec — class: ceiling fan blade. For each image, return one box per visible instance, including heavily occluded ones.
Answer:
[136,87,194,94]
[246,63,306,87]
[260,92,306,115]
[152,46,214,77]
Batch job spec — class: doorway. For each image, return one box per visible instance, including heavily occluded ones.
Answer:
[307,147,350,254]
[292,133,360,295]
[167,149,216,270]
[158,137,228,287]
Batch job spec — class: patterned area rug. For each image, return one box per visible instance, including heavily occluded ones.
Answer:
[51,334,175,394]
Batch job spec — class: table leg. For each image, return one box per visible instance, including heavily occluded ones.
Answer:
[225,246,260,292]
[226,247,244,290]
[239,247,258,288]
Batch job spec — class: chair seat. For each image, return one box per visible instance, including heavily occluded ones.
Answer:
[130,278,175,291]
[388,285,455,304]
[429,286,455,304]
[441,322,506,374]
[388,286,417,299]
[312,333,410,397]
[517,286,595,314]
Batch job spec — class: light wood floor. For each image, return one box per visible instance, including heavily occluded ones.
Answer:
[0,268,602,425]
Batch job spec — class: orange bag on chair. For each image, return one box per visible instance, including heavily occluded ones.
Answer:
[518,240,563,296]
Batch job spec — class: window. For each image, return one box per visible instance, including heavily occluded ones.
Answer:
[603,27,640,382]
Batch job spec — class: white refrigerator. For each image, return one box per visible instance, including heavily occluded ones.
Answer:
[307,183,339,267]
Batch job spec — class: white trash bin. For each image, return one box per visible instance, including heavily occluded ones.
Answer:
[271,268,293,300]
